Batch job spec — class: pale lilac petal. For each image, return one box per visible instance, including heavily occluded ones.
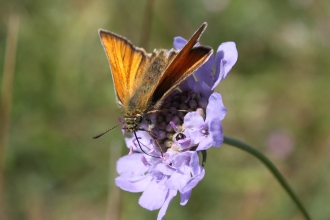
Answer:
[184,112,204,128]
[165,171,190,190]
[189,152,202,175]
[180,190,192,205]
[191,80,212,99]
[155,163,175,176]
[194,54,215,87]
[196,135,213,151]
[206,93,227,121]
[125,130,153,152]
[212,42,238,89]
[212,59,224,90]
[115,175,152,192]
[139,179,168,210]
[116,154,148,177]
[157,190,177,220]
[181,170,205,193]
[173,37,187,50]
[173,36,201,50]
[177,138,192,151]
[187,128,206,145]
[171,152,191,168]
[185,112,209,145]
[209,120,224,147]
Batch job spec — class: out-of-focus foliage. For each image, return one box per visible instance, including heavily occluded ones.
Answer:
[0,0,329,219]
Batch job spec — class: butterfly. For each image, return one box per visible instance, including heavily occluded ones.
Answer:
[93,22,212,139]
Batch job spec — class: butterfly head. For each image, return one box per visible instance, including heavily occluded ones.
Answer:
[124,111,144,132]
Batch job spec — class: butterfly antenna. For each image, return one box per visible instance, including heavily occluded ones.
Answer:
[145,109,189,115]
[137,128,164,157]
[92,123,122,139]
[133,131,160,158]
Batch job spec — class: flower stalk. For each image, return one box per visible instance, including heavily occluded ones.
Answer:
[223,136,311,220]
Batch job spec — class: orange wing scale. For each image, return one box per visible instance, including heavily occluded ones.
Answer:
[99,30,149,106]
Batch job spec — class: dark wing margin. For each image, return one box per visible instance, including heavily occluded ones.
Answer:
[152,22,213,103]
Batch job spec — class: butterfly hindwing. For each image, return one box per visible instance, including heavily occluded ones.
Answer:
[152,22,213,104]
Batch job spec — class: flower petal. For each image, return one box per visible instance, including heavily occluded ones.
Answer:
[212,42,238,89]
[157,190,177,220]
[173,37,187,50]
[171,151,191,168]
[209,119,224,147]
[189,152,203,176]
[116,154,149,177]
[181,169,205,194]
[165,171,190,190]
[180,190,192,206]
[206,93,227,121]
[115,175,152,192]
[139,179,168,211]
[184,112,205,128]
[173,36,201,50]
[156,163,175,176]
[125,130,153,152]
[177,138,192,151]
[194,53,215,87]
[191,80,212,99]
[186,128,207,145]
[196,135,213,150]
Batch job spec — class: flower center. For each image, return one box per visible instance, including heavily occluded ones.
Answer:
[200,128,209,136]
[150,91,208,153]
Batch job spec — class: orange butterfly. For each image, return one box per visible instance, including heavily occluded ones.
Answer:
[94,22,212,139]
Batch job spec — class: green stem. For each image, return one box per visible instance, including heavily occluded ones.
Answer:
[223,136,311,220]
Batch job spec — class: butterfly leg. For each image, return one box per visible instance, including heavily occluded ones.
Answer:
[137,127,164,157]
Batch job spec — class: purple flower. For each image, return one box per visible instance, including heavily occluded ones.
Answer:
[184,93,226,150]
[114,34,238,219]
[116,140,205,220]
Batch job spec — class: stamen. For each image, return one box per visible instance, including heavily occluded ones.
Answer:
[169,121,179,132]
[200,128,209,136]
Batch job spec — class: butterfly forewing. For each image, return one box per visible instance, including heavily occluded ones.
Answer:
[152,23,213,104]
[99,30,149,107]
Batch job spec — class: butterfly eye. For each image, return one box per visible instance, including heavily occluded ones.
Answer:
[175,133,186,141]
[135,116,143,124]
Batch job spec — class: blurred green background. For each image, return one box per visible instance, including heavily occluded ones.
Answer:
[0,0,329,219]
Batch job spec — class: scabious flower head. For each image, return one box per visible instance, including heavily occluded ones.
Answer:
[115,36,238,220]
